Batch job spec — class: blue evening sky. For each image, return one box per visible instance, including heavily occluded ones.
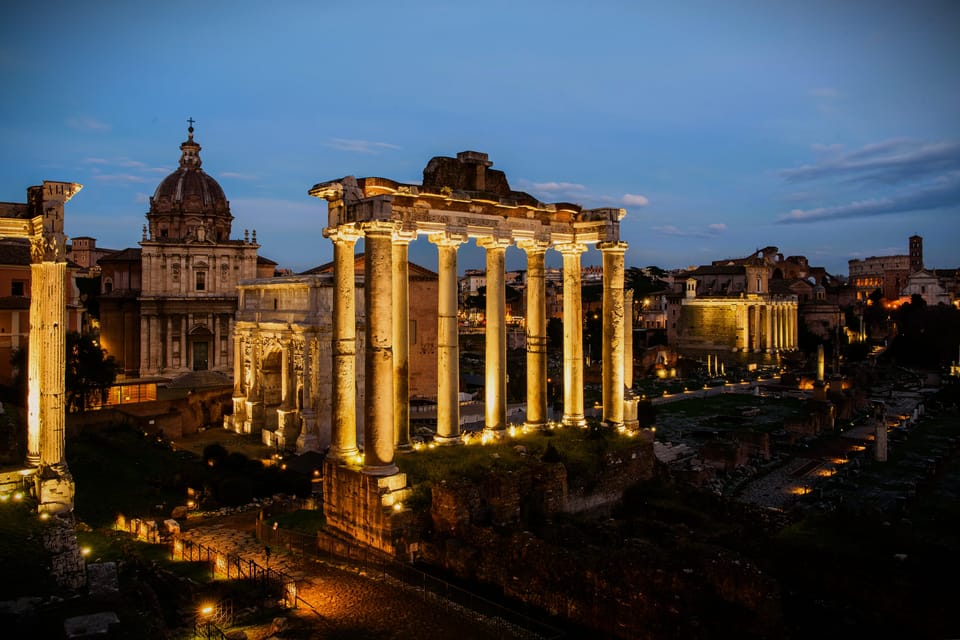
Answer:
[2,0,958,276]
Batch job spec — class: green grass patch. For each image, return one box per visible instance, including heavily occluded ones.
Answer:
[396,423,643,489]
[76,529,211,583]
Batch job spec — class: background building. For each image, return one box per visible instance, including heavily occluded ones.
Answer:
[98,125,271,380]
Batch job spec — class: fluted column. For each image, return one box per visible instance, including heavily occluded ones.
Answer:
[599,242,627,428]
[392,231,415,449]
[559,243,586,427]
[27,262,67,467]
[328,229,360,460]
[361,221,398,476]
[431,232,465,443]
[480,237,510,434]
[519,241,549,429]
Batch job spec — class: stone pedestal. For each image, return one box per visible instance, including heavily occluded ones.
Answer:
[813,380,827,403]
[228,396,247,433]
[243,400,264,434]
[623,390,640,430]
[37,464,75,516]
[297,409,322,452]
[322,459,411,556]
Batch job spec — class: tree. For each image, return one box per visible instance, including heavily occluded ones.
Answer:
[65,332,118,412]
[626,266,669,298]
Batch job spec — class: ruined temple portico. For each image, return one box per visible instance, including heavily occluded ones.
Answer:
[310,152,631,553]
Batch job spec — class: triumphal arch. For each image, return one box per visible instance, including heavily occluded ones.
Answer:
[310,151,633,550]
[0,181,82,514]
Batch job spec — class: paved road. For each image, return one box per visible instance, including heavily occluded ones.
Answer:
[181,513,519,639]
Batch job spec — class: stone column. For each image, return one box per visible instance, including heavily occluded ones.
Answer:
[431,232,465,443]
[599,242,627,428]
[244,332,263,434]
[479,237,510,434]
[741,304,750,352]
[139,314,150,375]
[361,221,398,476]
[765,303,773,352]
[297,334,320,452]
[180,316,187,371]
[519,241,548,429]
[392,231,415,449]
[624,289,635,389]
[559,243,586,427]
[28,262,67,467]
[213,313,221,369]
[231,333,246,431]
[329,229,360,460]
[790,302,798,349]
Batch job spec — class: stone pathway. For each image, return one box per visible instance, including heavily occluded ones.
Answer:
[180,515,522,639]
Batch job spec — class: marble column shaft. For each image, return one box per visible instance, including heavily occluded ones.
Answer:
[560,244,586,427]
[330,233,359,460]
[481,239,508,432]
[432,234,463,442]
[624,289,634,389]
[521,243,548,428]
[361,223,397,475]
[600,242,626,427]
[28,262,67,467]
[392,235,413,448]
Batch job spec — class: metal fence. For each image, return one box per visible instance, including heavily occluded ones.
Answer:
[171,535,297,607]
[255,516,564,640]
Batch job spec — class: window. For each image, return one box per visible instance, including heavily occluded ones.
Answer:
[196,271,206,291]
[11,280,25,296]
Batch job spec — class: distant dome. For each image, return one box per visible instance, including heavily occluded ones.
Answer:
[146,124,233,243]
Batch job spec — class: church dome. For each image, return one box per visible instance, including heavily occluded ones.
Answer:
[146,123,233,243]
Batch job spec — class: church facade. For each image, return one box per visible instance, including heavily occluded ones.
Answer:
[98,125,270,379]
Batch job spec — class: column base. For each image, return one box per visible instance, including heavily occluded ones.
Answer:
[327,446,360,463]
[433,434,462,446]
[562,414,586,428]
[362,463,400,477]
[36,464,75,515]
[524,420,547,431]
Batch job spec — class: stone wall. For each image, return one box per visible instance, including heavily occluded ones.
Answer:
[322,460,413,556]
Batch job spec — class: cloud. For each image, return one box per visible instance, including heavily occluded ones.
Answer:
[67,116,111,132]
[778,172,960,224]
[780,139,960,184]
[653,223,726,237]
[622,193,649,207]
[219,171,259,180]
[326,138,400,154]
[83,157,111,165]
[93,174,151,184]
[135,192,150,203]
[531,181,586,193]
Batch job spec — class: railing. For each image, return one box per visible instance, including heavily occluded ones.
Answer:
[170,535,297,608]
[255,516,564,640]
